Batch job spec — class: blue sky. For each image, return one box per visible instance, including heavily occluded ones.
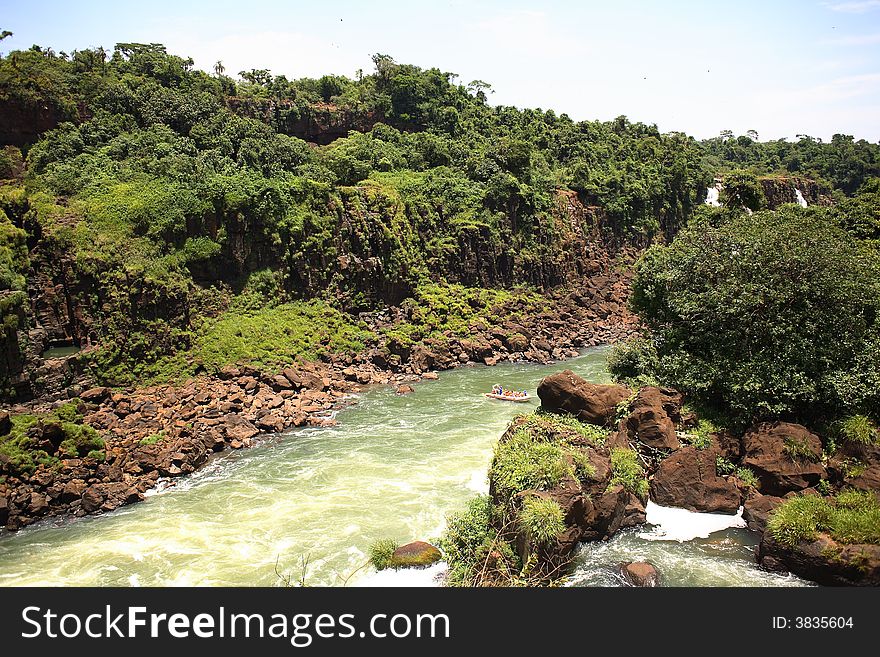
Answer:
[2,0,879,141]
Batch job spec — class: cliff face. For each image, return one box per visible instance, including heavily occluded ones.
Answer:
[3,185,637,402]
[0,97,83,148]
[759,175,832,208]
[225,99,385,145]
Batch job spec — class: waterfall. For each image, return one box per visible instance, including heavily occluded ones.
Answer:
[794,188,808,207]
[704,185,721,207]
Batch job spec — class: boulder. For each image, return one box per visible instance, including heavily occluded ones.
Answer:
[620,493,647,528]
[538,370,631,427]
[223,414,259,442]
[846,465,880,498]
[758,532,880,586]
[0,411,10,436]
[619,561,660,587]
[625,387,681,450]
[742,493,784,533]
[396,384,414,395]
[61,479,87,503]
[80,387,110,403]
[650,446,742,513]
[0,495,8,526]
[389,541,442,568]
[81,485,105,513]
[742,422,827,496]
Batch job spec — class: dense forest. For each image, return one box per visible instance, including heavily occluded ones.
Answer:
[0,40,878,410]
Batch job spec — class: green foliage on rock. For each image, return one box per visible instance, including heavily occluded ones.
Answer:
[489,429,570,505]
[367,539,400,571]
[518,497,565,546]
[768,490,880,547]
[608,448,649,499]
[835,415,879,446]
[0,400,103,473]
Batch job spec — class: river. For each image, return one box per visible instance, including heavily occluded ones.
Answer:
[0,348,809,587]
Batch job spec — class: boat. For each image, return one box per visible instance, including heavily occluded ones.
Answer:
[484,392,532,402]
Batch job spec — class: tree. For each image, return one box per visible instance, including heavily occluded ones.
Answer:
[615,207,880,424]
[720,169,765,211]
[214,60,225,76]
[0,30,12,41]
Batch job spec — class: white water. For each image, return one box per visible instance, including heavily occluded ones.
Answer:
[0,348,810,587]
[794,188,808,207]
[704,185,721,207]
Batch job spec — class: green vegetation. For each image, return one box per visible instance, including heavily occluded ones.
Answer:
[613,206,880,426]
[367,539,400,571]
[835,415,879,446]
[783,436,819,462]
[139,430,167,446]
[518,497,565,546]
[715,456,736,476]
[608,448,649,499]
[438,495,518,587]
[0,400,103,473]
[519,410,610,445]
[681,417,717,450]
[489,429,569,505]
[735,466,759,489]
[767,490,880,548]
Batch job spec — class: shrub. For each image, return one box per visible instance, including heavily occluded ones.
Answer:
[783,436,819,462]
[608,448,648,499]
[439,496,517,587]
[139,431,166,446]
[489,430,569,504]
[367,539,400,571]
[518,497,565,546]
[682,417,717,450]
[836,415,878,446]
[735,466,759,488]
[567,448,596,481]
[716,456,736,476]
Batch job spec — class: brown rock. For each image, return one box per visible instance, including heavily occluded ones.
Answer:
[61,479,87,503]
[650,446,743,513]
[0,496,8,526]
[271,374,293,390]
[742,422,827,496]
[758,532,880,586]
[742,493,784,533]
[396,384,415,395]
[538,370,631,427]
[80,387,110,403]
[619,561,660,587]
[0,411,10,435]
[81,485,105,513]
[223,414,259,442]
[625,387,681,450]
[389,541,443,568]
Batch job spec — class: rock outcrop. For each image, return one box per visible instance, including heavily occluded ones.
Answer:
[537,371,631,426]
[650,446,742,513]
[757,533,880,586]
[741,422,827,496]
[623,386,682,450]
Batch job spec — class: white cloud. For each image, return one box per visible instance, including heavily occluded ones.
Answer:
[824,0,880,12]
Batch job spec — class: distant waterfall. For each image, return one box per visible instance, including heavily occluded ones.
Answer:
[704,185,721,207]
[794,188,808,207]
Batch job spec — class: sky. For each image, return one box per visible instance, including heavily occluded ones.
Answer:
[1,0,879,142]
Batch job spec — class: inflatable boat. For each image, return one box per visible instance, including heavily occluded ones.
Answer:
[484,392,532,402]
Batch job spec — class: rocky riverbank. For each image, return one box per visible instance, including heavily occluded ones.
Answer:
[1,281,638,532]
[461,370,880,586]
